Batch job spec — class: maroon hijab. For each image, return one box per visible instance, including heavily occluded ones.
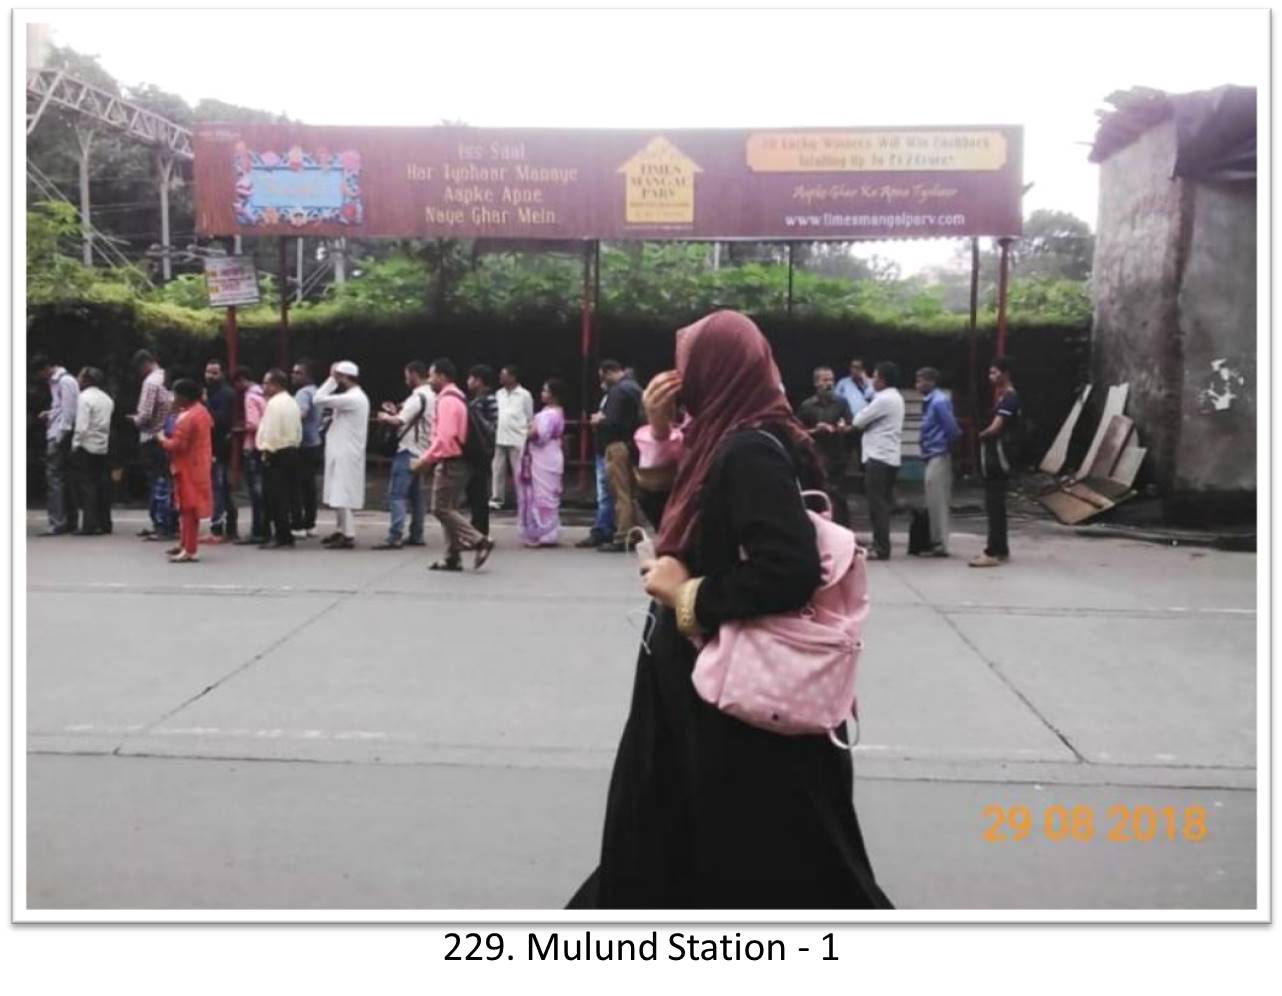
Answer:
[656,310,812,557]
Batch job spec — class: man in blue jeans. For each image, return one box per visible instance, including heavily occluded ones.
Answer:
[373,360,435,550]
[577,384,615,548]
[128,350,175,541]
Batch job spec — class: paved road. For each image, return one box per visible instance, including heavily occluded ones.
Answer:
[24,510,1258,911]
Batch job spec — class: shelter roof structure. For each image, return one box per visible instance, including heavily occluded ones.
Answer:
[1089,84,1256,183]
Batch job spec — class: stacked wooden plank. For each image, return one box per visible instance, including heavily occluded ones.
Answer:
[1037,383,1148,525]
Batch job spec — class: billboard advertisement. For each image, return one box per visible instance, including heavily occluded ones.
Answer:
[194,124,1023,241]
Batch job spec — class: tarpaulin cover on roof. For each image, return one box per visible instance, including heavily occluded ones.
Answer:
[1090,85,1256,184]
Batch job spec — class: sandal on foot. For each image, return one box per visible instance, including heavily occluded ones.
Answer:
[473,537,496,570]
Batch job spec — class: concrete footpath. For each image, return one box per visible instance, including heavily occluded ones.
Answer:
[24,508,1258,911]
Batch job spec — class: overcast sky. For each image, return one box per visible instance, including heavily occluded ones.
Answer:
[31,7,1266,273]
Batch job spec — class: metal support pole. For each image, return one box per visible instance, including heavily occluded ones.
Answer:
[224,305,242,486]
[996,236,1012,362]
[296,237,305,303]
[333,237,346,284]
[578,240,594,491]
[786,242,795,317]
[592,239,602,372]
[75,127,94,267]
[968,237,980,471]
[155,151,174,281]
[233,234,243,255]
[277,238,289,369]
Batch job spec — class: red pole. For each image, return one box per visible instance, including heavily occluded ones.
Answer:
[967,237,980,473]
[277,237,289,369]
[224,303,242,486]
[578,240,593,491]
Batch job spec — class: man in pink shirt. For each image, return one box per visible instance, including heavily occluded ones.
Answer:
[411,358,496,572]
[231,366,269,544]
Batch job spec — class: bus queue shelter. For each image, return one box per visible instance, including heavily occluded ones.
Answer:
[194,123,1024,471]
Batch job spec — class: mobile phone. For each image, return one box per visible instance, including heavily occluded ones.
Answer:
[630,527,655,564]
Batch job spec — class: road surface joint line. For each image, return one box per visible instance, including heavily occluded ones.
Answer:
[32,585,1253,617]
[26,749,1257,792]
[121,593,351,742]
[896,571,1089,764]
[28,582,641,605]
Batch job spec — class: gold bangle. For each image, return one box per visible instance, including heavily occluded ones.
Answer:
[675,578,705,637]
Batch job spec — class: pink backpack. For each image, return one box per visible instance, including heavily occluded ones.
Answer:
[690,490,869,748]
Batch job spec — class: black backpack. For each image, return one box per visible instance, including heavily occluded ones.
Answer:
[462,397,496,468]
[376,391,428,458]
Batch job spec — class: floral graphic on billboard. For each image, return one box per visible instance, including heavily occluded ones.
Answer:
[232,142,363,228]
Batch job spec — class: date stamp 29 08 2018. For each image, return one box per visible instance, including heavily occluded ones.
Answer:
[983,805,1208,844]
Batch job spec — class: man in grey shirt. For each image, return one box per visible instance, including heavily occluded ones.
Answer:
[32,354,81,535]
[127,349,175,540]
[291,359,323,538]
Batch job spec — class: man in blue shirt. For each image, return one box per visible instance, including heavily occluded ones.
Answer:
[915,367,961,557]
[835,358,876,417]
[291,359,323,538]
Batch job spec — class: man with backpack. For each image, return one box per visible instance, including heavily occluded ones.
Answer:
[411,358,496,572]
[373,360,434,550]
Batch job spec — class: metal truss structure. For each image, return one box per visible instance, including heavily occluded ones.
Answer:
[26,67,193,160]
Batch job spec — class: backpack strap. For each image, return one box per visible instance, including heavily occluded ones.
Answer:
[396,390,428,443]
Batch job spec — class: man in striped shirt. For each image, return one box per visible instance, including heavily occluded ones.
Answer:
[127,350,175,540]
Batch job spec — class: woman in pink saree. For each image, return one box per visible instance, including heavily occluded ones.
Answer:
[518,378,567,547]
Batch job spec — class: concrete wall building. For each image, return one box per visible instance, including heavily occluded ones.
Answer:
[1089,85,1256,523]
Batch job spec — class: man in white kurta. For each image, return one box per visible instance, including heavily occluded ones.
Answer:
[314,360,370,549]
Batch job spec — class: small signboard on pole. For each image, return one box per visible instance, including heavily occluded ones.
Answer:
[204,255,261,307]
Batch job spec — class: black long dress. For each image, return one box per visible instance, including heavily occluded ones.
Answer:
[570,424,892,909]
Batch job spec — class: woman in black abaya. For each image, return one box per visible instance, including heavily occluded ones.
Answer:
[569,310,892,910]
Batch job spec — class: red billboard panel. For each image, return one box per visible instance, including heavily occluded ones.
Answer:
[194,124,1023,241]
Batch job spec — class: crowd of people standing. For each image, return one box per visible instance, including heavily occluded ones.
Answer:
[32,341,1021,570]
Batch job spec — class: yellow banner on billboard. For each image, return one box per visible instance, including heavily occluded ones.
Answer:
[746,131,1008,173]
[617,136,703,225]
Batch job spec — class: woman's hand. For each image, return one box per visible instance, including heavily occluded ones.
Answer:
[643,371,682,440]
[641,554,690,608]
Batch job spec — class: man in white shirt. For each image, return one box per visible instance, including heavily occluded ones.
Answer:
[490,364,534,510]
[32,354,81,535]
[373,360,435,550]
[852,361,906,561]
[315,361,370,549]
[70,366,114,536]
[256,368,304,549]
